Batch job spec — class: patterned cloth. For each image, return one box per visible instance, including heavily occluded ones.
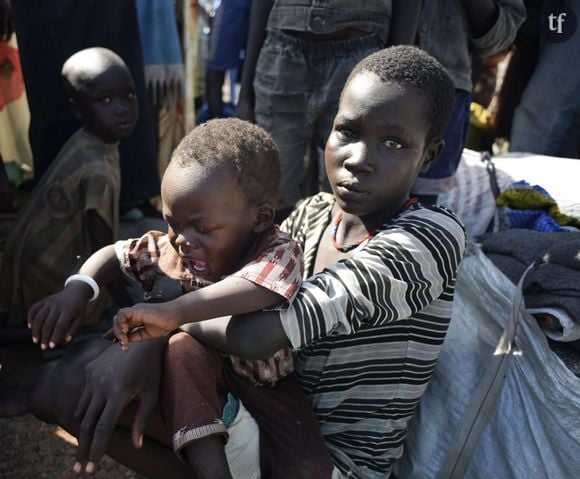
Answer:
[135,0,185,177]
[0,128,120,326]
[135,0,184,104]
[279,193,466,479]
[0,37,33,172]
[114,225,303,385]
[496,180,580,232]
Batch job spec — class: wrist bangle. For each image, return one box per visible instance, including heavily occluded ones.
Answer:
[64,274,100,302]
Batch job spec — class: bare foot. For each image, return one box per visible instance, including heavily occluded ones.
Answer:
[0,380,29,417]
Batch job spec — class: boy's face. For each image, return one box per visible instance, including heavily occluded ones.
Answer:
[161,163,261,282]
[325,72,441,221]
[73,65,138,143]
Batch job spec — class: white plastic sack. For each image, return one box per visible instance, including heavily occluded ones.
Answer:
[394,245,580,479]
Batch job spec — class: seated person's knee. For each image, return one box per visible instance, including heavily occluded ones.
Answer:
[48,338,111,433]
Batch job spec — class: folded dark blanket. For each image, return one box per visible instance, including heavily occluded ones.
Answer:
[523,239,580,324]
[481,230,580,323]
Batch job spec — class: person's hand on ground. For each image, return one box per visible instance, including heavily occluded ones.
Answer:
[72,337,168,475]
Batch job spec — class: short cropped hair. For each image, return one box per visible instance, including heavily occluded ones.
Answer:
[346,45,455,145]
[61,47,129,99]
[171,118,280,206]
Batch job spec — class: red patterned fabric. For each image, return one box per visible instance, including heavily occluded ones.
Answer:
[115,225,303,384]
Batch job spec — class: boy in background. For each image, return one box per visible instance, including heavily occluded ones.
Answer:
[0,47,137,330]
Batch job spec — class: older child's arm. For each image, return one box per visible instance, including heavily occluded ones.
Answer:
[186,209,466,360]
[113,276,283,348]
[27,245,122,349]
[182,312,290,360]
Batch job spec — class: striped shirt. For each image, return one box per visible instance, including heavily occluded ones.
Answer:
[279,193,466,478]
[115,225,303,385]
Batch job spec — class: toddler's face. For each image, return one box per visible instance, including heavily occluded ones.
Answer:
[76,66,138,143]
[161,163,260,282]
[325,72,439,223]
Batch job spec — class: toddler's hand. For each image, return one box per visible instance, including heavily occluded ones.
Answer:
[27,287,88,350]
[113,303,179,350]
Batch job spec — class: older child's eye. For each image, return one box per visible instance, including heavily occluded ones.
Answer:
[125,92,135,101]
[383,139,403,149]
[99,96,112,105]
[336,126,356,140]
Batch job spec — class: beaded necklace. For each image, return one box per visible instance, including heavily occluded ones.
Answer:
[331,197,418,252]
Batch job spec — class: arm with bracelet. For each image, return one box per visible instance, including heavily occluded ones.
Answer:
[27,245,122,350]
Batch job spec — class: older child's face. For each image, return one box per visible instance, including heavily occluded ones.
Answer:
[161,163,260,282]
[75,66,138,143]
[325,72,440,222]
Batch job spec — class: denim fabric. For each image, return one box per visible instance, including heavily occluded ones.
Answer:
[254,30,383,209]
[418,0,526,91]
[206,0,252,71]
[413,89,471,195]
[267,0,392,43]
[510,1,580,158]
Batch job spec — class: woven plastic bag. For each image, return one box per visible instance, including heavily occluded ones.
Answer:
[394,244,580,479]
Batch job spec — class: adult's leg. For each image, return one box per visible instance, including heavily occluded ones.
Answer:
[205,69,226,119]
[27,338,191,478]
[0,381,29,417]
[205,0,252,120]
[254,31,313,211]
[510,17,580,158]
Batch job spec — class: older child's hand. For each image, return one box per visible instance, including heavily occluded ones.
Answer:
[27,284,90,350]
[71,337,167,475]
[113,303,179,349]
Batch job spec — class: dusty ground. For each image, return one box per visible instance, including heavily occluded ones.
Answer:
[0,340,144,479]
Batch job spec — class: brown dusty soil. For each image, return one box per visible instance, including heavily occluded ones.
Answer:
[0,341,144,479]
